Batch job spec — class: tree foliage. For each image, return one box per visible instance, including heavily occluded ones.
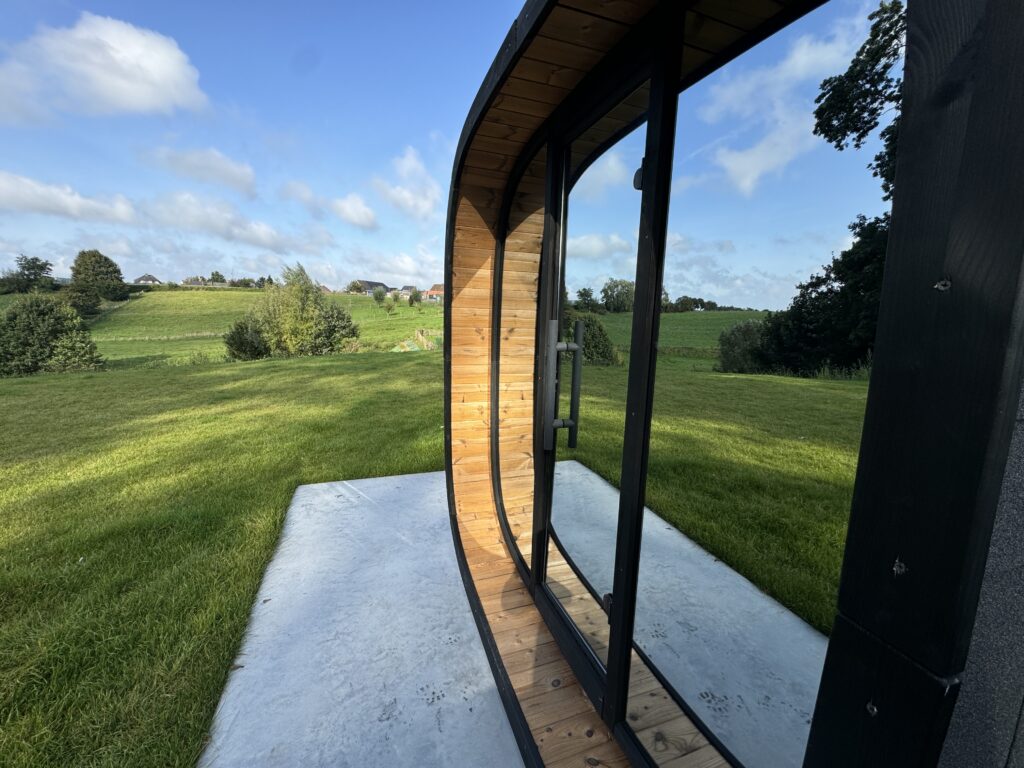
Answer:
[209,270,226,283]
[717,320,767,374]
[64,283,102,317]
[743,1,904,376]
[0,255,55,294]
[70,250,129,301]
[563,308,620,365]
[346,280,363,294]
[0,294,103,376]
[408,288,422,307]
[600,278,635,313]
[575,287,602,313]
[814,0,905,200]
[372,286,386,306]
[224,264,358,360]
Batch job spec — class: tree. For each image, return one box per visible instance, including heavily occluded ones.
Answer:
[0,294,103,376]
[408,288,422,307]
[70,250,128,301]
[372,286,386,307]
[673,295,696,313]
[224,315,271,360]
[209,270,226,283]
[575,287,602,313]
[755,1,905,375]
[0,255,55,293]
[600,278,635,313]
[383,297,397,318]
[63,283,102,317]
[227,263,359,359]
[346,280,363,294]
[390,290,400,304]
[814,0,905,201]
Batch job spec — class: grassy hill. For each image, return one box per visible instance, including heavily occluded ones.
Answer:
[81,289,443,367]
[600,309,765,356]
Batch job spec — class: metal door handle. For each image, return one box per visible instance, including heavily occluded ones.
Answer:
[545,319,584,450]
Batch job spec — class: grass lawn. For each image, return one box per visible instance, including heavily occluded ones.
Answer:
[0,354,443,767]
[601,309,765,355]
[82,289,444,367]
[557,354,865,633]
[0,304,865,765]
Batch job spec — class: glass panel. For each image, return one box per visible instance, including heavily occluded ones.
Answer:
[496,148,546,567]
[545,81,649,668]
[630,3,884,765]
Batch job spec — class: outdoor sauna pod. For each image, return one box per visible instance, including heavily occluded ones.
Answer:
[442,1,1024,766]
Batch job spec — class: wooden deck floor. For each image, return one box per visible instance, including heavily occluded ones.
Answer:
[457,495,728,767]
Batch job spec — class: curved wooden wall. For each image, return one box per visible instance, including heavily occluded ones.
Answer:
[444,1,823,764]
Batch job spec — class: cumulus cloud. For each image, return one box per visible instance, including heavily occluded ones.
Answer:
[145,192,295,253]
[567,233,634,261]
[280,181,377,230]
[329,194,377,230]
[374,147,441,220]
[0,170,135,223]
[575,152,632,201]
[697,12,866,195]
[0,12,207,123]
[153,147,255,197]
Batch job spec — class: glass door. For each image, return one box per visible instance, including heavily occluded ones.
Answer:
[531,32,686,760]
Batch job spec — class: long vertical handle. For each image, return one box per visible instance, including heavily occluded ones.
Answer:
[567,319,583,448]
[545,318,584,450]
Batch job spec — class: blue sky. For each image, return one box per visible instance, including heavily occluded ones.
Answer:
[0,0,890,309]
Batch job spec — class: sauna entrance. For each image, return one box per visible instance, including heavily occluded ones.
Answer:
[525,44,711,762]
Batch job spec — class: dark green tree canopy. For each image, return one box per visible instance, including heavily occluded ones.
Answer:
[70,250,128,301]
[0,294,103,376]
[814,0,905,200]
[600,278,635,313]
[1,255,55,294]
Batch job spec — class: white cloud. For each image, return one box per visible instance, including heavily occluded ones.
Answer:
[575,151,632,201]
[145,192,295,253]
[697,11,866,195]
[567,233,634,261]
[329,193,377,230]
[154,147,255,197]
[374,147,441,220]
[0,12,207,123]
[0,170,135,223]
[281,181,377,230]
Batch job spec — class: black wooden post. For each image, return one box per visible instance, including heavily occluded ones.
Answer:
[804,0,1024,764]
[602,7,682,728]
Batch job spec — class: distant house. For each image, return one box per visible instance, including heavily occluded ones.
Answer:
[399,285,417,298]
[134,274,162,285]
[424,283,445,302]
[354,280,390,296]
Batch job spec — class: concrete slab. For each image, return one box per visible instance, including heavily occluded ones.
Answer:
[199,472,523,768]
[551,461,827,768]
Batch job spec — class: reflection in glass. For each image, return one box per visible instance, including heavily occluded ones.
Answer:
[545,81,649,669]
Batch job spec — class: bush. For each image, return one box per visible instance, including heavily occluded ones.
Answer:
[224,316,271,360]
[717,320,767,373]
[0,294,104,376]
[563,309,620,365]
[63,283,102,317]
[226,264,359,360]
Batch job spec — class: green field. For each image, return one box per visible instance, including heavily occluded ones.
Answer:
[601,309,766,355]
[80,289,444,366]
[0,354,444,766]
[0,298,867,765]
